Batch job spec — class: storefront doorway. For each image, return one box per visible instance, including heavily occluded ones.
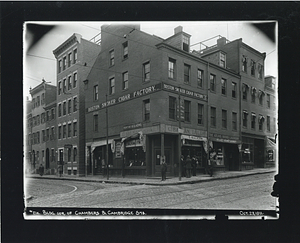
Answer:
[154,149,172,176]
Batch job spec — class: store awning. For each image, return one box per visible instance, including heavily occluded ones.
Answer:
[91,139,114,152]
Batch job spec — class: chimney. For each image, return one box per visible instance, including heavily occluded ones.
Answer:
[174,26,183,34]
[217,37,227,47]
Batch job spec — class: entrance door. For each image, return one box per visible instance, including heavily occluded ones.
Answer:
[154,149,171,176]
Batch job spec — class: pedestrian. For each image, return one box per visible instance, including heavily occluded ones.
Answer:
[58,162,63,177]
[186,155,192,178]
[39,164,44,176]
[181,155,186,177]
[161,159,167,181]
[192,156,197,176]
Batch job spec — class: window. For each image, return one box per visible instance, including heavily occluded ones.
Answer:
[68,123,72,137]
[73,97,77,112]
[109,77,115,95]
[183,35,189,52]
[42,130,45,142]
[198,104,203,125]
[58,81,62,95]
[46,111,49,121]
[232,112,237,131]
[51,149,55,162]
[58,60,62,73]
[68,99,72,114]
[242,84,248,100]
[37,115,40,125]
[68,76,72,90]
[258,64,263,79]
[58,104,62,117]
[184,64,190,84]
[210,74,216,92]
[63,124,66,138]
[243,111,248,128]
[63,56,66,70]
[267,94,270,108]
[68,148,71,162]
[258,91,264,105]
[73,121,77,136]
[46,128,49,141]
[169,96,176,120]
[73,147,77,162]
[109,50,115,66]
[73,73,77,88]
[251,87,256,103]
[143,62,150,82]
[63,79,67,93]
[68,52,72,67]
[210,107,216,127]
[251,60,256,76]
[37,96,40,106]
[51,108,55,120]
[184,100,191,122]
[58,126,62,139]
[144,99,150,121]
[221,78,226,95]
[197,69,203,88]
[222,109,227,129]
[259,116,264,131]
[242,55,247,72]
[267,116,270,132]
[51,127,55,140]
[41,93,45,104]
[220,53,226,67]
[73,49,77,64]
[94,85,99,100]
[63,101,66,116]
[123,41,128,59]
[232,82,237,98]
[122,72,128,90]
[251,113,256,129]
[168,58,176,79]
[93,114,98,132]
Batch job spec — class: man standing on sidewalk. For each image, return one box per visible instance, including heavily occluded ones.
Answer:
[161,157,167,181]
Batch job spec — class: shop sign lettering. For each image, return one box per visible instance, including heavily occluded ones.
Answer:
[162,83,207,101]
[123,123,143,130]
[115,142,121,158]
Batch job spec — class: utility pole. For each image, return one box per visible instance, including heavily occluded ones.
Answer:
[178,87,182,181]
[106,94,109,180]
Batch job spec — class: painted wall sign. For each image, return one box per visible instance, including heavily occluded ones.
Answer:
[162,83,207,101]
[87,83,161,113]
[123,123,143,130]
[115,142,122,158]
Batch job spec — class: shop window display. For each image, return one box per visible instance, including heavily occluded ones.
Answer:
[125,140,146,167]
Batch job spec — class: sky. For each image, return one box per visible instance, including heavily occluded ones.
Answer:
[24,21,277,99]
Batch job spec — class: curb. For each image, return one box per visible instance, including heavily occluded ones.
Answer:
[26,170,275,186]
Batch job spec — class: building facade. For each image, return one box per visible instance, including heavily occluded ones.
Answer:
[27,80,57,173]
[53,33,101,176]
[84,24,248,178]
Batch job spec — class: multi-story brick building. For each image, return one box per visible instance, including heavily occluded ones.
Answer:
[53,33,101,176]
[84,24,245,177]
[199,37,277,169]
[27,80,57,173]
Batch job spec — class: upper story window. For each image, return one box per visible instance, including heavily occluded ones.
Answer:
[73,72,77,88]
[251,87,256,103]
[68,76,72,90]
[144,99,150,121]
[221,78,227,95]
[197,69,203,88]
[243,110,248,128]
[251,113,256,129]
[251,60,256,76]
[51,108,55,120]
[36,96,40,107]
[122,72,128,90]
[63,56,67,70]
[58,60,62,73]
[58,104,62,117]
[68,99,72,114]
[109,77,115,95]
[258,90,264,105]
[109,50,115,66]
[143,62,150,82]
[267,116,271,132]
[242,84,248,100]
[184,100,191,122]
[63,78,67,93]
[242,55,247,73]
[63,101,66,116]
[184,64,190,84]
[198,103,204,125]
[169,96,176,120]
[68,52,72,67]
[94,85,99,100]
[232,112,237,131]
[267,94,270,108]
[183,35,189,52]
[258,64,263,79]
[41,93,45,105]
[220,52,226,67]
[73,121,77,136]
[58,81,62,95]
[232,82,237,98]
[222,109,227,129]
[259,115,264,131]
[73,97,77,112]
[32,98,35,109]
[210,107,216,127]
[123,41,128,59]
[168,58,176,79]
[73,49,77,64]
[210,74,216,92]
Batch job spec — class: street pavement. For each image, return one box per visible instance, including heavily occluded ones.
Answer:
[26,167,276,186]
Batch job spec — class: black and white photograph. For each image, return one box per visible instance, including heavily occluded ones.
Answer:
[23,20,279,220]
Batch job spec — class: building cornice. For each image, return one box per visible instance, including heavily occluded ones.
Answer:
[53,33,82,58]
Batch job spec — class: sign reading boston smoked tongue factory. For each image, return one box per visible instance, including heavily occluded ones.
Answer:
[86,83,161,113]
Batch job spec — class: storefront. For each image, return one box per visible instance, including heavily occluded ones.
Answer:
[265,136,277,168]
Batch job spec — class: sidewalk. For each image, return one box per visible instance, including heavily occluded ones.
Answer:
[26,168,276,186]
